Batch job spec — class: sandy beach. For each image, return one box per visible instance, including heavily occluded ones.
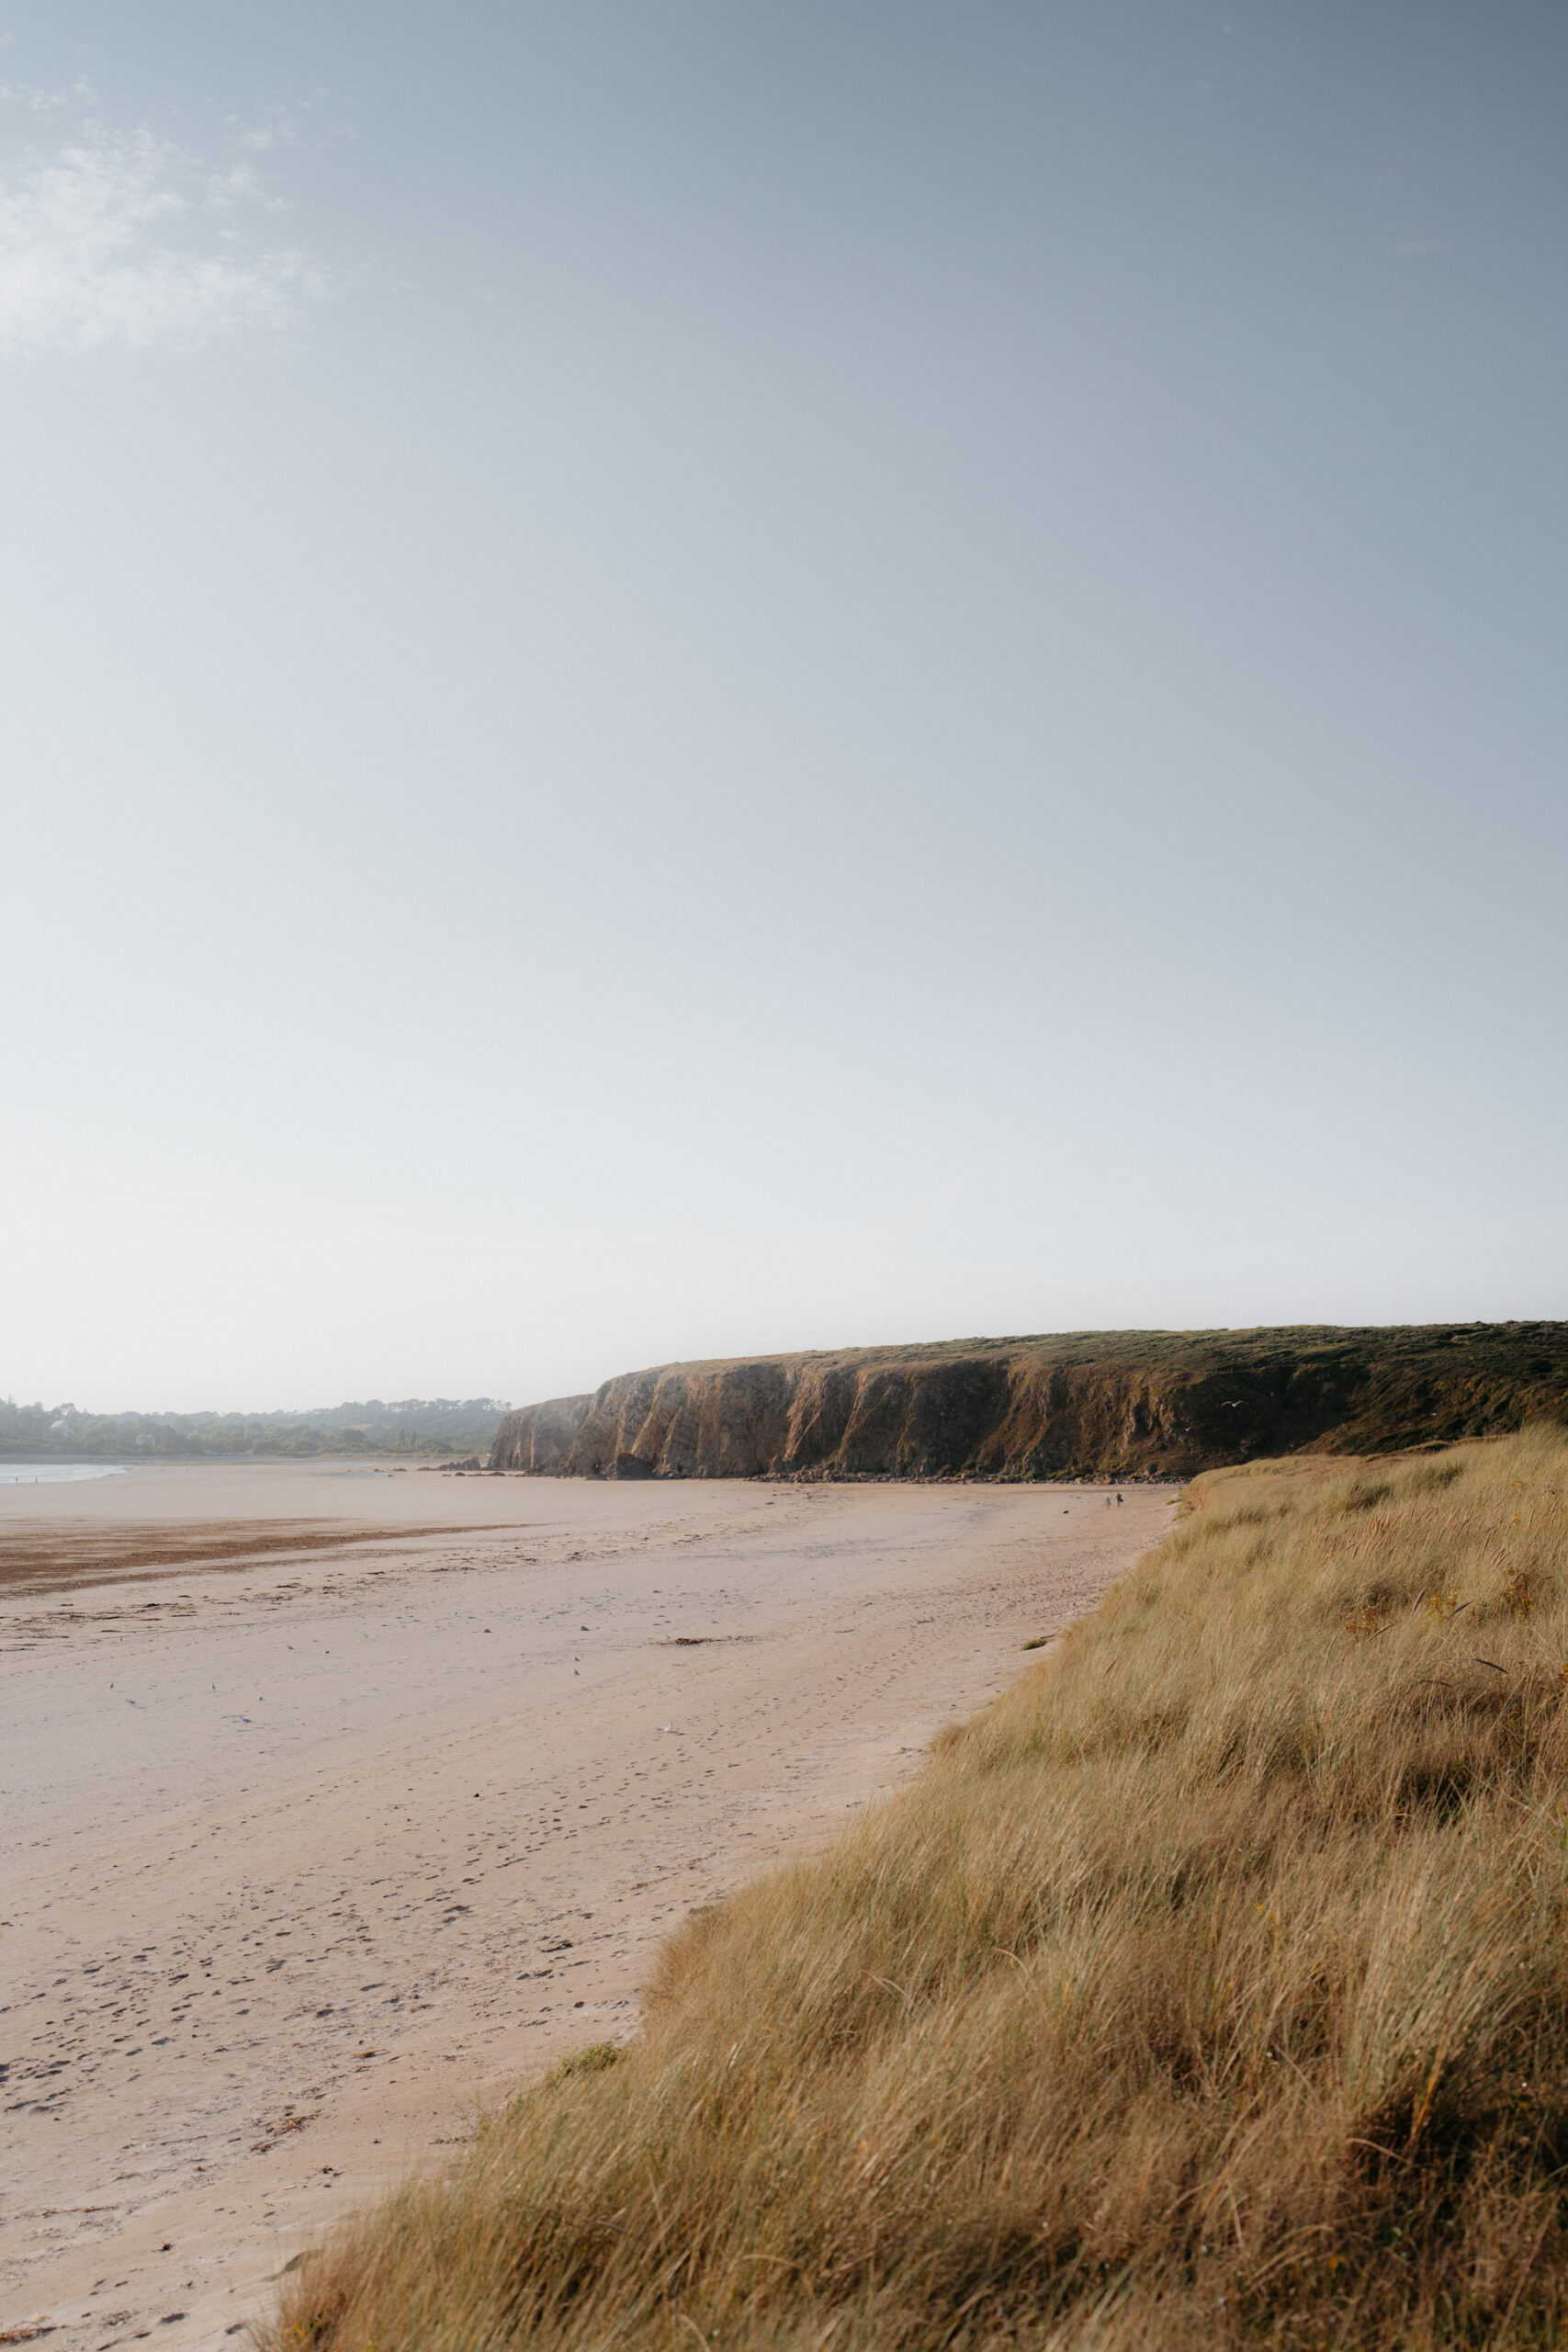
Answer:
[0,1462,1173,2350]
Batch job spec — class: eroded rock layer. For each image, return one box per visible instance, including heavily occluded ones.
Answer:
[490,1323,1568,1482]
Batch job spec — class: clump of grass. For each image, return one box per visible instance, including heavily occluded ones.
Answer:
[544,2041,623,2086]
[265,1428,1568,2351]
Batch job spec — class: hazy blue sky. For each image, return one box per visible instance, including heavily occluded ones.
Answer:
[4,2,1566,1411]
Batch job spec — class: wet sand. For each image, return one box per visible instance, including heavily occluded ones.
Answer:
[0,1462,1175,2349]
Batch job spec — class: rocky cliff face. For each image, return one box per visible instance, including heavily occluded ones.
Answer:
[490,1324,1568,1482]
[492,1391,594,1472]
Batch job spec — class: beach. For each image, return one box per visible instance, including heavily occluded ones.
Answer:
[0,1462,1172,2350]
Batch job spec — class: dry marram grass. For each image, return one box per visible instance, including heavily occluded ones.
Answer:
[266,1430,1568,2349]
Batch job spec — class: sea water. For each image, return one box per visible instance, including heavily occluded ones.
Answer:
[0,1462,130,1486]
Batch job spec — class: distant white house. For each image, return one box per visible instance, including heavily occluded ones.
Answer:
[50,1417,74,1438]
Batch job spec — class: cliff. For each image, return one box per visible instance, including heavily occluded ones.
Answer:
[489,1322,1568,1483]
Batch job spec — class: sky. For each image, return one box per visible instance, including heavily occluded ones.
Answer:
[3,1,1566,1413]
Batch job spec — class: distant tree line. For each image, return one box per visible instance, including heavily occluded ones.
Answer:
[0,1395,511,1459]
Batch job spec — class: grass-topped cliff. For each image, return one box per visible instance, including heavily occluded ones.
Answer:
[273,1429,1568,2347]
[491,1321,1568,1483]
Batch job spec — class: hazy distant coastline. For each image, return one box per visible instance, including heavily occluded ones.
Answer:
[0,1396,509,1463]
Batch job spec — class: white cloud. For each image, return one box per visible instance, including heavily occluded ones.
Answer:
[0,78,97,116]
[236,119,298,155]
[0,127,327,354]
[207,159,288,215]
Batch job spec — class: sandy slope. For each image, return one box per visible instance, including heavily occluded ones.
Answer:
[0,1462,1174,2350]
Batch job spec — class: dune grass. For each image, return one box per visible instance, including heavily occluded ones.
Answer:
[267,1430,1568,2349]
